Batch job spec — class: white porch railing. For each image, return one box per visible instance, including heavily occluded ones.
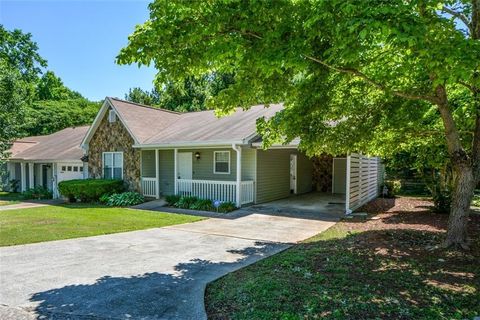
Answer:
[141,177,157,198]
[176,179,254,205]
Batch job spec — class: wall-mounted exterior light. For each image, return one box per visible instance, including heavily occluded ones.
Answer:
[195,152,201,160]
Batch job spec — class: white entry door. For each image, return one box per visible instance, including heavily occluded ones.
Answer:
[333,158,347,194]
[178,152,193,193]
[290,154,297,194]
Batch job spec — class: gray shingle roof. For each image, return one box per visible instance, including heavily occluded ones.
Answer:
[9,126,89,161]
[108,98,283,146]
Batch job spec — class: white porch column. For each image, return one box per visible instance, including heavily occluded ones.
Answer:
[28,162,34,189]
[174,148,178,195]
[345,155,351,215]
[39,164,43,188]
[232,144,242,208]
[155,149,160,199]
[20,162,26,192]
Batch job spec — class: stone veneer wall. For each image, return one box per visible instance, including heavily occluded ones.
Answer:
[88,109,141,191]
[312,154,333,192]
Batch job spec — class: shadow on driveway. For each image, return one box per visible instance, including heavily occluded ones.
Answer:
[27,242,285,320]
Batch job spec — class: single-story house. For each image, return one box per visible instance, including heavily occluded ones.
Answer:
[3,126,89,198]
[81,97,383,213]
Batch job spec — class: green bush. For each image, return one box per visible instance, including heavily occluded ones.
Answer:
[21,186,52,200]
[106,192,145,207]
[175,195,198,209]
[383,180,402,198]
[166,195,238,213]
[99,193,111,204]
[58,179,124,202]
[217,201,237,213]
[165,194,181,206]
[191,198,214,211]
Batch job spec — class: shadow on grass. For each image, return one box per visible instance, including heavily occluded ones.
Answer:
[206,228,480,320]
[27,241,284,320]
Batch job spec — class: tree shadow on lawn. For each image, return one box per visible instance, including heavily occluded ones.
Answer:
[206,228,480,320]
[27,241,285,320]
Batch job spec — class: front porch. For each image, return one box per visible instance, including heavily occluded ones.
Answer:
[140,147,255,207]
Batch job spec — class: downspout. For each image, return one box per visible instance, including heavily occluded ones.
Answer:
[232,143,242,208]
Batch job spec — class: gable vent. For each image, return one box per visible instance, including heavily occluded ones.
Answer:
[108,109,117,123]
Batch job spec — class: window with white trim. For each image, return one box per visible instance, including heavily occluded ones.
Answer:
[214,151,230,174]
[103,152,123,179]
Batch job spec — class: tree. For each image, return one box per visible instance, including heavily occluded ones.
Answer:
[36,71,83,101]
[0,25,46,160]
[22,99,101,136]
[125,73,234,112]
[118,0,480,248]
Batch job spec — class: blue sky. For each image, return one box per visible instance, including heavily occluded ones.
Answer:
[0,0,156,101]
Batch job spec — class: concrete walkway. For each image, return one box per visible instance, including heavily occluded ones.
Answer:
[0,210,336,320]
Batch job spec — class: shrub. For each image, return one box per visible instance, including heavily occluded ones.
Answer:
[165,194,181,206]
[21,186,52,200]
[106,192,144,207]
[99,193,111,204]
[383,180,402,198]
[191,198,214,211]
[58,179,124,202]
[217,201,237,213]
[175,195,198,209]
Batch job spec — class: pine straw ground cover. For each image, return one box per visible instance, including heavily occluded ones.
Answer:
[205,197,480,320]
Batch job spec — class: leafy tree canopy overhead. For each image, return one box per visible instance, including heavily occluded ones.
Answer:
[117,0,478,156]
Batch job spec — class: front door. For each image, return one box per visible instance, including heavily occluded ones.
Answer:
[333,158,347,194]
[178,152,193,193]
[290,154,297,194]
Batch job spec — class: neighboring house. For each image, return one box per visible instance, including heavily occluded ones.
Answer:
[3,126,89,198]
[82,97,383,213]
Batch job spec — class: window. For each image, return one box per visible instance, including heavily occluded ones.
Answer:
[61,166,66,172]
[79,166,83,172]
[214,151,230,174]
[108,109,117,123]
[67,166,72,172]
[103,152,123,179]
[73,166,78,172]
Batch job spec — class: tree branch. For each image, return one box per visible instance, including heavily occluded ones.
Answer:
[302,54,437,103]
[442,6,473,35]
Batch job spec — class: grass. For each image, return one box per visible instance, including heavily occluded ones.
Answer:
[205,197,480,320]
[0,204,204,246]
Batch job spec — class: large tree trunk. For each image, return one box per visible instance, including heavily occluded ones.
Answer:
[444,163,475,249]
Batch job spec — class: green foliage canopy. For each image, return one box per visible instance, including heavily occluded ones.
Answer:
[117,0,479,157]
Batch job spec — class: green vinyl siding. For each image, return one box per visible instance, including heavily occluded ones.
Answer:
[159,150,174,195]
[141,150,155,177]
[241,147,256,181]
[180,149,237,181]
[256,149,313,204]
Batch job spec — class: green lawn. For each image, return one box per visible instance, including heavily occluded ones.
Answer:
[205,197,480,320]
[0,204,204,246]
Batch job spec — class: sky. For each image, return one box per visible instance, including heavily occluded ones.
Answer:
[0,0,157,101]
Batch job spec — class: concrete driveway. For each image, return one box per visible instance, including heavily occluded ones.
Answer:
[0,211,336,320]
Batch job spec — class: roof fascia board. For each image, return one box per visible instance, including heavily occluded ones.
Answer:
[81,98,140,149]
[80,99,110,148]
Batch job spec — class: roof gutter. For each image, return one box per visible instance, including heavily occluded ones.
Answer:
[133,140,246,149]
